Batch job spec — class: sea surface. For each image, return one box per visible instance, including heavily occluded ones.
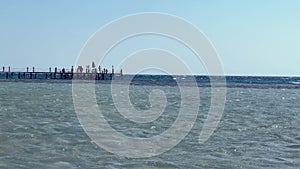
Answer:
[0,76,299,168]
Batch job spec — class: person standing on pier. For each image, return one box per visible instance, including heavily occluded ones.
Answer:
[2,66,4,72]
[86,65,90,73]
[77,66,83,73]
[92,61,96,73]
[98,66,101,73]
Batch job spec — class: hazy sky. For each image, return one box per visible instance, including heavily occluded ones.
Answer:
[0,0,299,76]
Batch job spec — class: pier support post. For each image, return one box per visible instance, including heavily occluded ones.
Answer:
[120,69,123,80]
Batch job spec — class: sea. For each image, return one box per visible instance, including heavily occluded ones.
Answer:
[0,75,299,169]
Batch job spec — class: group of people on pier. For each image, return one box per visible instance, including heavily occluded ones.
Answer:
[76,64,116,75]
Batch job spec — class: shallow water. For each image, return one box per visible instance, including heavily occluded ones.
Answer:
[0,79,299,168]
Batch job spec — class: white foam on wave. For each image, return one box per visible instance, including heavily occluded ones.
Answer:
[291,81,300,85]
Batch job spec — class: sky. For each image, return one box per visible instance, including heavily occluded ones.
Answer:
[0,0,299,76]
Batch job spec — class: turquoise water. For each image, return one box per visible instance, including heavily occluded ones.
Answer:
[0,79,299,168]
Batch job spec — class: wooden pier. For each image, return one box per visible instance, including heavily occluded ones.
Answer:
[0,71,122,80]
[0,65,123,80]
